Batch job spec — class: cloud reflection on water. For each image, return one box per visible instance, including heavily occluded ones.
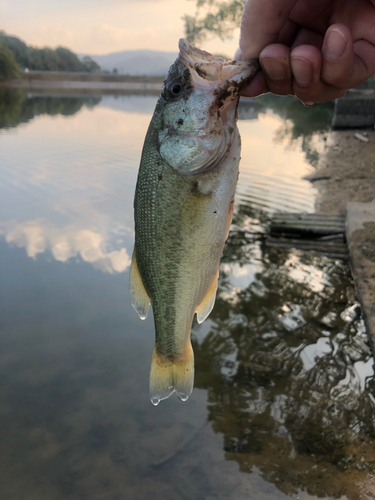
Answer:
[2,218,131,274]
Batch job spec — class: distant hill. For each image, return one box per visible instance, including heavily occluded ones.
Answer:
[79,49,178,76]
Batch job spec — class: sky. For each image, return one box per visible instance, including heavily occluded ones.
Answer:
[0,0,240,56]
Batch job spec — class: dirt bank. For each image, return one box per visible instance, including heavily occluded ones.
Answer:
[307,129,375,214]
[308,128,375,354]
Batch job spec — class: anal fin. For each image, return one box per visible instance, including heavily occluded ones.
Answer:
[129,251,150,320]
[195,270,219,324]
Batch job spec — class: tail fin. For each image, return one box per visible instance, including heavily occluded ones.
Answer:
[149,344,194,406]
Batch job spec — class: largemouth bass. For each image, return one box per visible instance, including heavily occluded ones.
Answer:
[130,39,258,405]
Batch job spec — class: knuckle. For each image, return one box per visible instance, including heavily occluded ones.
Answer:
[321,60,354,88]
[321,70,345,87]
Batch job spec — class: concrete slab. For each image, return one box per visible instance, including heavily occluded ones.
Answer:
[346,199,375,350]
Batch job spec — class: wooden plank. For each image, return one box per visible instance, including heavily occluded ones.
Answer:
[332,92,375,129]
[271,212,345,218]
[272,219,345,226]
[272,213,344,220]
[265,237,348,260]
[270,212,345,238]
[267,212,348,260]
[271,227,344,232]
[271,220,345,227]
[270,228,345,237]
[271,217,345,223]
[266,237,347,250]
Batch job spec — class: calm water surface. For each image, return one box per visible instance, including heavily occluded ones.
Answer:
[0,90,374,500]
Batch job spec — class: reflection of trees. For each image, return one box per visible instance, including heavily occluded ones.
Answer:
[258,94,334,139]
[192,206,375,498]
[248,94,334,167]
[221,201,269,266]
[0,88,101,129]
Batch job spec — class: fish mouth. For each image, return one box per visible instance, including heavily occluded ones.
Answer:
[178,38,259,103]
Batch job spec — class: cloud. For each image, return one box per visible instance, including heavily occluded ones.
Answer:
[32,25,74,48]
[84,22,182,52]
[1,0,198,54]
[90,23,156,48]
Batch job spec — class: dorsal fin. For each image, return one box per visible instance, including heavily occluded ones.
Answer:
[195,270,219,324]
[129,251,150,320]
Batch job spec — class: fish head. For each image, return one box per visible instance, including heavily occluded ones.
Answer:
[155,39,259,176]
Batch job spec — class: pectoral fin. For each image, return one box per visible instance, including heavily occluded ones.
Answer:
[130,251,150,320]
[196,270,219,324]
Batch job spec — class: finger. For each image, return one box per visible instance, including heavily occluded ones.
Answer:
[258,27,324,97]
[321,23,375,88]
[276,19,298,46]
[290,27,324,51]
[260,44,293,96]
[290,45,347,103]
[238,0,298,59]
[240,71,269,97]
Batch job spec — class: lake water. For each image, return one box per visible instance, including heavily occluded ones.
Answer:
[1,90,375,500]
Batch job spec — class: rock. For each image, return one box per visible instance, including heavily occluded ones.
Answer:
[354,133,369,143]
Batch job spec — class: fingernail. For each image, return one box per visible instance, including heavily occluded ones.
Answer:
[324,29,347,60]
[291,57,313,86]
[262,58,287,81]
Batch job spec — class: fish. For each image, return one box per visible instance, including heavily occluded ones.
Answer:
[130,39,259,405]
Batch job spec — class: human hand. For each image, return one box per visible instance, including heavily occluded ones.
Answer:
[235,0,375,104]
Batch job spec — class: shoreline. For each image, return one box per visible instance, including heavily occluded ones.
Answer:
[308,129,375,350]
[0,72,165,94]
[2,79,163,93]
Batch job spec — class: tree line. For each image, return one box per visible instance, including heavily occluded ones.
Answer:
[0,31,100,81]
[0,88,101,129]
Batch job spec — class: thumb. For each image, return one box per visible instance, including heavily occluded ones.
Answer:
[321,24,375,88]
[237,0,297,59]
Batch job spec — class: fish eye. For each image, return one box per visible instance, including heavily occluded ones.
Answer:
[170,82,183,96]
